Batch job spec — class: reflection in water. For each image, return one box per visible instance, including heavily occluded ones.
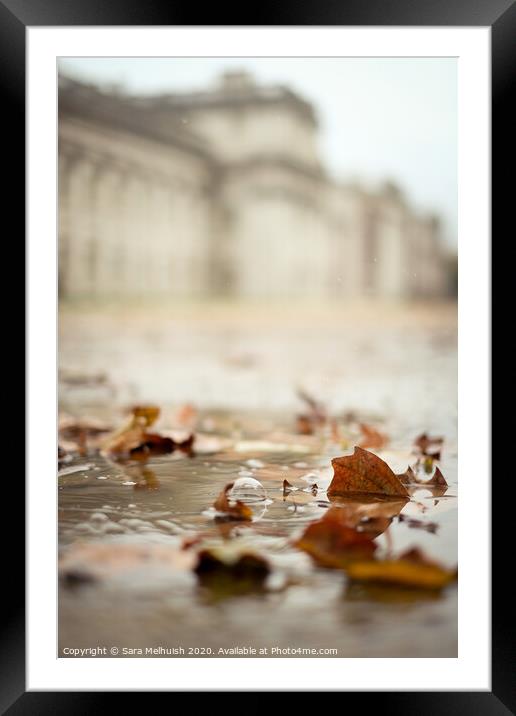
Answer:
[58,411,457,657]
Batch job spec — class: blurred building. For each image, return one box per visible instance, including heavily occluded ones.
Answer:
[58,71,448,300]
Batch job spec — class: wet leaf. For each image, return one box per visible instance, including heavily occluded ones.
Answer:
[194,547,269,597]
[129,433,175,457]
[58,416,112,454]
[296,389,327,435]
[294,507,377,568]
[327,446,409,498]
[100,405,193,458]
[358,423,388,450]
[130,405,160,427]
[414,432,444,457]
[428,466,447,486]
[346,547,456,590]
[396,465,416,485]
[213,482,253,522]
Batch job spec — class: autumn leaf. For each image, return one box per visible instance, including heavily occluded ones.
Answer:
[100,405,194,458]
[346,547,456,590]
[327,446,409,498]
[296,389,327,435]
[396,465,416,485]
[213,482,253,522]
[130,405,160,427]
[428,466,447,486]
[400,463,448,488]
[414,432,444,457]
[129,433,175,457]
[58,416,112,454]
[358,423,388,450]
[294,507,377,568]
[194,547,269,597]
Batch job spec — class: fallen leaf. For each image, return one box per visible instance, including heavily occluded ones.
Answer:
[100,405,194,459]
[294,507,377,568]
[296,414,315,435]
[213,482,253,522]
[346,547,456,590]
[358,423,388,450]
[129,433,175,457]
[428,466,447,486]
[194,547,269,597]
[414,432,444,457]
[129,405,160,427]
[396,465,416,485]
[58,416,112,454]
[283,479,293,496]
[327,446,409,498]
[296,389,327,435]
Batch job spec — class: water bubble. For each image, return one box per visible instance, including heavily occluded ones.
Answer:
[228,477,267,504]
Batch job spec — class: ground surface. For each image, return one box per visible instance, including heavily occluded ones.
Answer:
[58,301,457,658]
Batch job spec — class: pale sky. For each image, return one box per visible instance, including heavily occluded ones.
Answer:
[58,57,457,246]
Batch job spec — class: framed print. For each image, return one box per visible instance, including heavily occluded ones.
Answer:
[7,0,506,708]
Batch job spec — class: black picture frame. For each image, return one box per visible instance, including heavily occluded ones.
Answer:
[7,0,504,710]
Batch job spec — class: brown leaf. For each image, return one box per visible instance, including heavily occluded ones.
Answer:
[396,465,416,485]
[327,446,409,498]
[294,507,377,568]
[283,478,293,496]
[414,432,444,457]
[346,547,456,590]
[130,405,160,427]
[100,405,193,459]
[427,466,447,486]
[296,389,327,435]
[358,423,388,450]
[129,433,175,457]
[296,414,315,435]
[194,547,269,597]
[58,416,112,454]
[213,482,253,522]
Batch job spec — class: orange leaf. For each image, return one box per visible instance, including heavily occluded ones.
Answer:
[327,446,409,498]
[346,547,456,590]
[396,465,416,485]
[213,483,253,522]
[131,405,161,427]
[294,507,377,568]
[414,432,444,457]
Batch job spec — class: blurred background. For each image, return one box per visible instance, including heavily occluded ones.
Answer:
[58,58,457,427]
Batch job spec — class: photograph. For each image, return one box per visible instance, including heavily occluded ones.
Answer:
[56,56,459,659]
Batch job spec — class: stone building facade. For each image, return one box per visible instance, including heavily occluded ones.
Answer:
[58,71,448,301]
